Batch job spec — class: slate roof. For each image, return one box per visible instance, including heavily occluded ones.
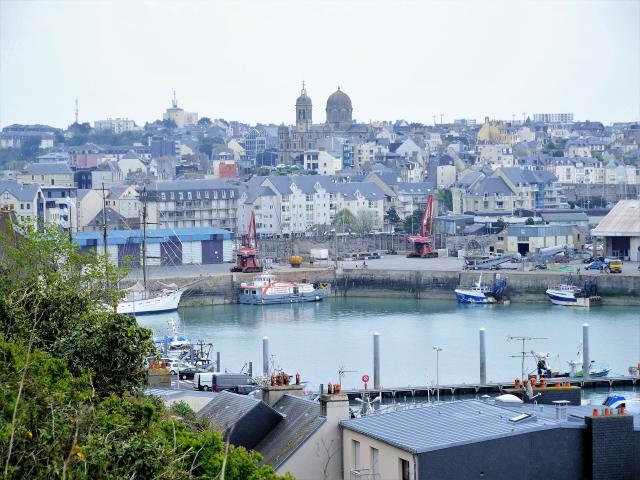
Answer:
[150,178,237,192]
[87,207,128,227]
[395,182,433,195]
[457,170,483,187]
[341,400,567,454]
[469,177,513,196]
[0,180,40,201]
[198,391,283,450]
[255,395,325,469]
[24,163,72,175]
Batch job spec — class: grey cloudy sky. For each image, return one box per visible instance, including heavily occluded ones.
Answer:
[1,0,639,128]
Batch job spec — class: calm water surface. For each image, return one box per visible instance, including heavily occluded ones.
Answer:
[138,298,640,391]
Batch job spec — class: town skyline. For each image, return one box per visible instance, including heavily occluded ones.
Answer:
[1,0,639,127]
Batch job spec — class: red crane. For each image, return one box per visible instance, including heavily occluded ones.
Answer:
[231,211,263,273]
[407,194,438,258]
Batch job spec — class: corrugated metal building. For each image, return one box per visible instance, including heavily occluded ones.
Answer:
[74,227,234,267]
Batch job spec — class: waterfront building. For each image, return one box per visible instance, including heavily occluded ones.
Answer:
[592,199,640,261]
[494,224,584,256]
[74,226,233,266]
[341,399,637,479]
[143,179,240,231]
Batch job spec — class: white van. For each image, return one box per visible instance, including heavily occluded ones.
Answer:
[193,372,252,392]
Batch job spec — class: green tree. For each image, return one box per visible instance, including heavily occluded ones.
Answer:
[198,117,212,126]
[68,122,92,136]
[384,207,401,229]
[403,209,425,235]
[493,217,508,234]
[161,119,177,130]
[436,189,453,212]
[332,208,358,230]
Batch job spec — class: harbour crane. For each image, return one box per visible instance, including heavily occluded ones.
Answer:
[231,211,263,273]
[407,194,438,258]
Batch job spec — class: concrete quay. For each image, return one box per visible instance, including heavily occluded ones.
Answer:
[129,257,640,306]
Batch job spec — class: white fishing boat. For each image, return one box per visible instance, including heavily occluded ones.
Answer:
[238,272,331,305]
[546,279,601,307]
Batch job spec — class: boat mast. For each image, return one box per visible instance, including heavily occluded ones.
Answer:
[142,186,147,291]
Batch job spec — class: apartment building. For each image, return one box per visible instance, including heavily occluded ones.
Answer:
[143,179,240,231]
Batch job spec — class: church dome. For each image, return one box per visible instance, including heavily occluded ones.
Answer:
[325,86,353,130]
[326,87,352,110]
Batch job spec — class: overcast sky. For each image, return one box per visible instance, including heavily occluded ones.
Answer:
[1,0,639,129]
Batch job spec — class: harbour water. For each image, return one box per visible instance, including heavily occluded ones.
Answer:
[139,298,640,391]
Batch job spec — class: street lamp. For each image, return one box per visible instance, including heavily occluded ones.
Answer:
[432,346,443,402]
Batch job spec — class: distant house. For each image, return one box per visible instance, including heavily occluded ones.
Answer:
[18,163,74,187]
[0,180,43,223]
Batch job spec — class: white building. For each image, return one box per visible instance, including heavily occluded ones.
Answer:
[94,118,140,133]
[303,150,342,175]
[533,113,574,123]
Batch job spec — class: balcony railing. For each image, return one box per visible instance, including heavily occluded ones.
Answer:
[350,469,380,480]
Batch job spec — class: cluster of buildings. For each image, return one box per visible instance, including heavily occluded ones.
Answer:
[1,86,639,261]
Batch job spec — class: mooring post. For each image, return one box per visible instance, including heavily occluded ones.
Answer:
[479,328,486,385]
[263,336,270,376]
[373,332,380,389]
[216,351,221,373]
[582,324,590,380]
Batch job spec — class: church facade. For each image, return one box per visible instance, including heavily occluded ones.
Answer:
[277,84,370,165]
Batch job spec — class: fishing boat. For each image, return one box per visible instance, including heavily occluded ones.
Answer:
[238,272,331,305]
[454,274,507,304]
[546,278,601,307]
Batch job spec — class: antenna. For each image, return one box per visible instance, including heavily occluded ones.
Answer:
[172,90,178,108]
[507,335,548,381]
[74,97,79,124]
[337,365,356,386]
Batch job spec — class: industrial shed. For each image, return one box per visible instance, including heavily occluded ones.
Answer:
[592,200,640,261]
[74,227,234,267]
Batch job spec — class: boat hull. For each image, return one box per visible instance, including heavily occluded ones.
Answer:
[455,289,495,304]
[546,289,602,307]
[117,289,184,315]
[239,287,331,305]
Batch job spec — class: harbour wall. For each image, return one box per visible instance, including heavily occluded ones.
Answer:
[151,267,640,306]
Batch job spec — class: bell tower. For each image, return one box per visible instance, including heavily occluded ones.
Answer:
[295,82,312,132]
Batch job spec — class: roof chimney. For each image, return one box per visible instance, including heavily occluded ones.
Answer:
[319,392,350,425]
[261,372,305,406]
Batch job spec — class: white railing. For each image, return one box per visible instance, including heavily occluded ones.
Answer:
[350,469,380,480]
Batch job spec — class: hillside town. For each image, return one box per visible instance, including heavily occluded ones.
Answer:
[2,87,639,264]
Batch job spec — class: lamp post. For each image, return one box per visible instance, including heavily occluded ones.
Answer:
[433,346,443,402]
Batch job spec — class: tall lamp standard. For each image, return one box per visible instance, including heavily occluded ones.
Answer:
[432,346,443,402]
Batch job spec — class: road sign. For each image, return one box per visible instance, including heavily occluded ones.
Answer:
[361,374,369,383]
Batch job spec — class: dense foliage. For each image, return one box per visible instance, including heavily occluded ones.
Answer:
[0,224,290,479]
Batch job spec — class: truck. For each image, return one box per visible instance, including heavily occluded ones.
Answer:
[193,372,254,392]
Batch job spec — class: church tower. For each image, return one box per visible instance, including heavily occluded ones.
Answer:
[295,82,312,132]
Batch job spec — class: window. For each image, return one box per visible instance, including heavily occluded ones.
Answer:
[26,203,30,209]
[178,192,184,200]
[399,458,410,480]
[205,191,210,199]
[370,447,379,474]
[161,193,166,200]
[352,440,360,470]
[187,192,192,200]
[196,191,201,199]
[170,192,175,200]
[20,203,24,210]
[51,179,55,185]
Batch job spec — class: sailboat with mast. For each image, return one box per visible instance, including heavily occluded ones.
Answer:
[103,186,185,315]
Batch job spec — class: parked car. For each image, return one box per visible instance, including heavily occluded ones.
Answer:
[608,259,623,273]
[582,256,595,264]
[165,360,192,375]
[178,366,204,380]
[369,251,384,259]
[340,253,355,261]
[585,261,607,271]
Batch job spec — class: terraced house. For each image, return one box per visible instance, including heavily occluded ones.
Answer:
[451,167,567,214]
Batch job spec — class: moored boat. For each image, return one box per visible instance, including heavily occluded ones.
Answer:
[239,272,331,305]
[546,279,601,307]
[455,274,507,304]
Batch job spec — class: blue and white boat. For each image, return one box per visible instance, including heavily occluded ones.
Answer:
[455,274,506,304]
[239,272,331,305]
[546,281,601,307]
